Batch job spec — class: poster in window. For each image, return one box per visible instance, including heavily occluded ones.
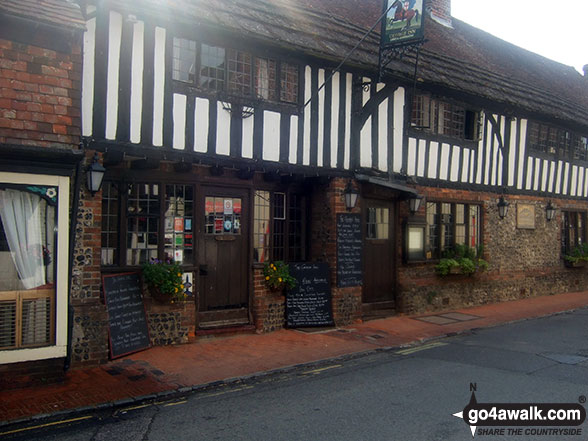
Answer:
[174,249,183,263]
[517,204,535,229]
[185,218,192,231]
[233,199,242,214]
[381,0,425,48]
[224,199,233,215]
[174,217,184,232]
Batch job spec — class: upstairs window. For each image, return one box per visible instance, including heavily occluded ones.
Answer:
[527,121,587,161]
[411,94,481,141]
[172,37,299,104]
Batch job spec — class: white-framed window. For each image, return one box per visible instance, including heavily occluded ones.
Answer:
[0,172,69,364]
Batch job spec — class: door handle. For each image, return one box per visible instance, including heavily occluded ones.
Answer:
[199,264,208,276]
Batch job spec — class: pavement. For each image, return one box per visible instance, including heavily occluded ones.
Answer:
[2,290,588,428]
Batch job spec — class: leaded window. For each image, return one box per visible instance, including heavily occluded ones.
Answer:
[253,191,306,263]
[528,121,588,161]
[171,37,299,104]
[562,211,586,257]
[426,202,481,259]
[411,94,480,141]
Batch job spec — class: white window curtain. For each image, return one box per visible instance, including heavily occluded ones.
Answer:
[0,189,46,290]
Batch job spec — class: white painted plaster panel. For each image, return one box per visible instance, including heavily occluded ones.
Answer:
[555,161,563,194]
[428,142,439,179]
[416,139,426,177]
[130,21,144,144]
[344,73,352,170]
[194,97,209,152]
[263,111,281,162]
[378,98,388,172]
[570,165,578,196]
[517,119,527,189]
[450,145,460,182]
[241,113,254,159]
[82,17,96,137]
[317,69,325,167]
[330,72,340,168]
[105,11,123,140]
[172,94,186,150]
[216,102,230,156]
[461,148,470,183]
[440,143,450,181]
[392,87,404,173]
[289,115,298,164]
[303,66,312,165]
[152,26,166,146]
[407,137,417,176]
[360,117,372,168]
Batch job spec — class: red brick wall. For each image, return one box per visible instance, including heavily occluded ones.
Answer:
[310,178,362,326]
[430,0,452,24]
[0,38,81,148]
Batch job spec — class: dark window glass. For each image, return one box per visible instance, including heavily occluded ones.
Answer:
[255,58,277,101]
[528,121,587,160]
[426,202,481,259]
[227,49,252,96]
[562,211,586,256]
[253,190,306,262]
[126,184,160,265]
[280,62,299,103]
[200,44,225,92]
[412,94,480,141]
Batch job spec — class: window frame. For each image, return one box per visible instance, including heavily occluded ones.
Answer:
[425,201,482,260]
[101,181,196,269]
[253,189,308,264]
[561,211,587,257]
[171,36,301,107]
[527,120,588,162]
[410,93,482,144]
[0,172,70,364]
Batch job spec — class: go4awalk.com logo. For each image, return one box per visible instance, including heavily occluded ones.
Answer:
[452,384,586,437]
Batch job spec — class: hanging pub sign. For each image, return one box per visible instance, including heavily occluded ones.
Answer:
[381,0,426,48]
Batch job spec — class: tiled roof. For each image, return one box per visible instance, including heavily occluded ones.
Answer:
[107,0,588,129]
[0,0,85,31]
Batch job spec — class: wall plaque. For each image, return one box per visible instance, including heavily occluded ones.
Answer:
[517,204,535,229]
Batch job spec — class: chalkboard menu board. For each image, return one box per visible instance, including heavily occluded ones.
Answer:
[102,272,151,359]
[286,263,334,328]
[337,213,363,287]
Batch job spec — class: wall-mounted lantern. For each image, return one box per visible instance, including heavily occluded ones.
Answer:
[343,181,359,211]
[497,196,509,220]
[546,201,556,222]
[408,194,423,215]
[86,152,106,196]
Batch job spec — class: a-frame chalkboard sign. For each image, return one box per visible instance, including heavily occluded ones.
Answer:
[102,272,151,359]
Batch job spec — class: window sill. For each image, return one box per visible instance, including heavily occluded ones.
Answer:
[407,128,479,149]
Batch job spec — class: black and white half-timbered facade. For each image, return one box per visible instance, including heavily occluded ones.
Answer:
[1,0,587,369]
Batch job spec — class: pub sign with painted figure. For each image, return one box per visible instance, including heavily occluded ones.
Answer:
[381,0,425,47]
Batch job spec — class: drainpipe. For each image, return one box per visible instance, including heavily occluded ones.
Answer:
[64,154,84,371]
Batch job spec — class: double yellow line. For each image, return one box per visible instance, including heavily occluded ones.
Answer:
[396,341,447,355]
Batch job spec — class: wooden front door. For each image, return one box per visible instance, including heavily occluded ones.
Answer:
[362,199,396,309]
[197,187,249,326]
